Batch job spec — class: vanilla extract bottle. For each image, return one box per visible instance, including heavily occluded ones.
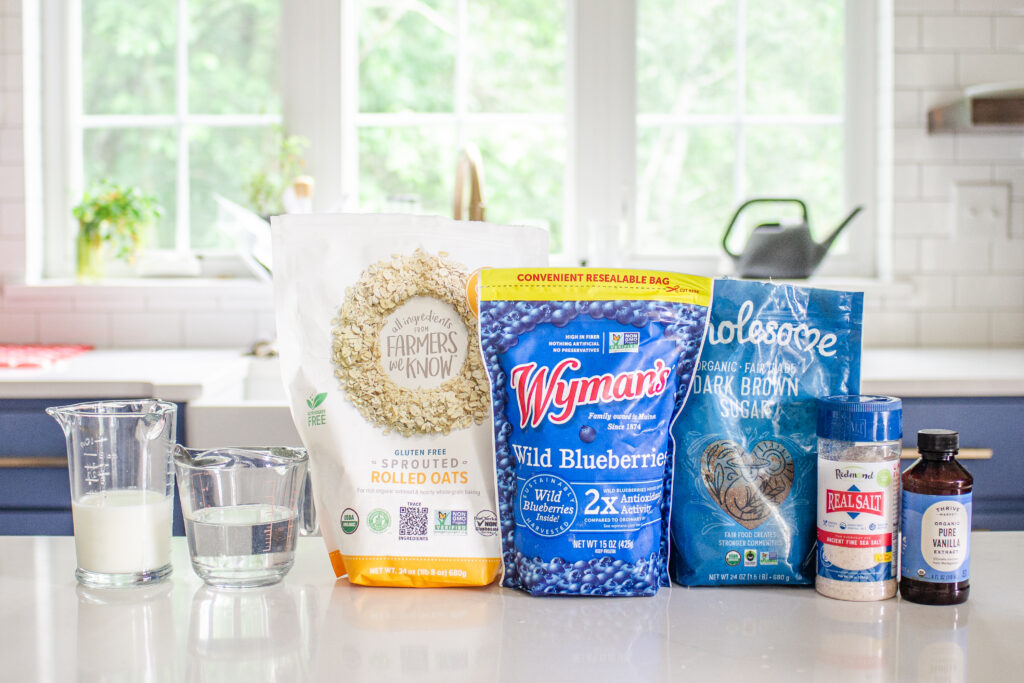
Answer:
[900,429,973,605]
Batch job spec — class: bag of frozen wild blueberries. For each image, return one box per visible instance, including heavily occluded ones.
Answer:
[273,214,548,587]
[479,268,712,596]
[669,279,863,586]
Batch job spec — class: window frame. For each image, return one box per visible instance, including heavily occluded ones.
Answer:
[40,0,282,279]
[38,0,880,281]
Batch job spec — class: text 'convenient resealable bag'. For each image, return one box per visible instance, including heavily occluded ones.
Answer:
[670,278,864,586]
[273,214,548,587]
[479,268,712,596]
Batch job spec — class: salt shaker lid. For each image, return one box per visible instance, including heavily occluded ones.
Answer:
[817,395,902,442]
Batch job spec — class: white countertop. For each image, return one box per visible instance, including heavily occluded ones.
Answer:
[0,347,1022,401]
[1,534,1020,682]
[0,349,249,401]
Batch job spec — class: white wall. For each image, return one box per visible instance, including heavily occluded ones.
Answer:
[0,0,1022,349]
[866,0,1024,347]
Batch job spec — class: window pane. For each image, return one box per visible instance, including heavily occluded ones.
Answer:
[464,124,564,251]
[189,0,281,115]
[637,0,735,116]
[357,126,457,216]
[82,0,176,115]
[745,0,844,116]
[466,0,565,113]
[189,126,274,250]
[83,128,177,249]
[744,125,843,242]
[359,0,456,113]
[635,125,734,253]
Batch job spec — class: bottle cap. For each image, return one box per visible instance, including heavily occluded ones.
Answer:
[817,395,902,442]
[917,428,959,453]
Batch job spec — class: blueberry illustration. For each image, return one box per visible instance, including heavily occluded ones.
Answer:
[579,425,597,443]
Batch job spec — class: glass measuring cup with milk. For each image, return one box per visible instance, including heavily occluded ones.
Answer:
[47,399,178,588]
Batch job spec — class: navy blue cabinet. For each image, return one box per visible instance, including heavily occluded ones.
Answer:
[901,397,1024,531]
[0,398,187,536]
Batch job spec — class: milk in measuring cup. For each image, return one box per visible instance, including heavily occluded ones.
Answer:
[72,490,173,574]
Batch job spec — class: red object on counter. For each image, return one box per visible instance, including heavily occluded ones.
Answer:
[0,344,93,368]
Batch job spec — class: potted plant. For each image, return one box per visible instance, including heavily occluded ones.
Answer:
[244,125,310,218]
[71,181,162,280]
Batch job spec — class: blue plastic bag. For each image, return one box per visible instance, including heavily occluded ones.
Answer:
[479,268,712,596]
[669,279,863,586]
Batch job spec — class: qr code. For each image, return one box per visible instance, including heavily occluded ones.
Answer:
[399,506,428,539]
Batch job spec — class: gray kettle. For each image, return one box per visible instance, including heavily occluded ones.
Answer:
[722,198,863,279]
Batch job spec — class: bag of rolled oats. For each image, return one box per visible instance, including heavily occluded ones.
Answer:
[272,213,548,586]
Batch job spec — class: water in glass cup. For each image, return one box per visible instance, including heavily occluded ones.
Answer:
[174,446,308,589]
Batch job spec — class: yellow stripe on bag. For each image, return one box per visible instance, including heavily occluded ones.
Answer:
[335,554,502,587]
[479,268,712,307]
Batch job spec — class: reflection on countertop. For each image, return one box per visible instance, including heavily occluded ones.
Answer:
[2,534,1021,682]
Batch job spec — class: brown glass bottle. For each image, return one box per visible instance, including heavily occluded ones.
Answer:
[900,429,972,605]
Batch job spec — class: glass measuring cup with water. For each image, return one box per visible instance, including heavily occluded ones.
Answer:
[46,399,177,588]
[173,446,308,588]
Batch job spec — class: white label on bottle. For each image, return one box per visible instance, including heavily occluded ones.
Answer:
[920,500,970,571]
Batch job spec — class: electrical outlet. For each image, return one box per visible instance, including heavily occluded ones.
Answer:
[954,182,1010,239]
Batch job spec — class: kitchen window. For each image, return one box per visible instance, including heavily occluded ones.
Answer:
[37,0,877,280]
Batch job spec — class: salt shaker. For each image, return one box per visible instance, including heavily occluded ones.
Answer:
[815,395,902,601]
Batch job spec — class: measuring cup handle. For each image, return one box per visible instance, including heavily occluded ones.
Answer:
[299,471,319,537]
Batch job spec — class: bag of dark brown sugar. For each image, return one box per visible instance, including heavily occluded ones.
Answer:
[669,279,863,586]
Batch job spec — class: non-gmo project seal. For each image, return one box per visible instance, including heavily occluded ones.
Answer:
[474,510,498,536]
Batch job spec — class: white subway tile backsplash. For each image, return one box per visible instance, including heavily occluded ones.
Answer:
[991,239,1024,271]
[1,90,21,126]
[891,237,922,275]
[894,53,957,88]
[893,200,954,236]
[1011,200,1024,238]
[955,134,1024,162]
[959,54,1024,86]
[183,311,258,348]
[992,166,1024,198]
[894,164,921,199]
[38,311,111,346]
[922,17,992,50]
[0,311,35,342]
[895,16,922,51]
[110,312,183,348]
[143,289,220,312]
[995,16,1024,49]
[862,310,919,347]
[0,199,23,235]
[896,0,956,15]
[2,52,21,89]
[0,127,21,163]
[912,274,957,307]
[991,313,1024,346]
[919,310,990,346]
[0,164,24,199]
[917,237,992,273]
[893,90,921,126]
[894,128,956,162]
[921,164,991,198]
[955,274,1024,308]
[958,0,1024,15]
[1,15,22,53]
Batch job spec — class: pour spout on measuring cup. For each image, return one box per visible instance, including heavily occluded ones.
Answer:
[45,405,73,434]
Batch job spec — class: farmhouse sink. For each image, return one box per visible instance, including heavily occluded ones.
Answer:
[185,356,301,448]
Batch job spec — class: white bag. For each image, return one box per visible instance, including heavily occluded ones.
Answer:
[272,213,548,586]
